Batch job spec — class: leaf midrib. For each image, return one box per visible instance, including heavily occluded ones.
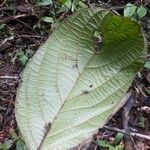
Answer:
[38,10,109,149]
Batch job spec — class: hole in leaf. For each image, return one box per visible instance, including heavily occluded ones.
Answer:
[93,31,102,52]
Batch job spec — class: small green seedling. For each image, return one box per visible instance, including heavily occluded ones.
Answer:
[139,116,146,128]
[98,132,124,150]
[144,61,150,69]
[0,129,27,150]
[114,133,124,145]
[124,3,147,22]
[17,49,28,66]
[145,89,150,95]
[16,139,27,150]
[36,0,52,6]
[0,140,14,150]
[41,16,54,23]
[0,24,6,30]
[57,0,87,12]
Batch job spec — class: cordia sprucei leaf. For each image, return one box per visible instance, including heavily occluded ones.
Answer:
[15,8,147,150]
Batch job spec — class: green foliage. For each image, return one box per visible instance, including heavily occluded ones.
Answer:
[114,133,124,145]
[98,140,112,148]
[124,3,147,21]
[36,0,52,6]
[94,31,101,39]
[17,49,28,66]
[78,0,88,8]
[0,129,27,150]
[41,16,54,23]
[15,8,146,150]
[16,139,27,150]
[0,140,14,150]
[145,89,150,95]
[35,0,88,25]
[137,6,147,19]
[124,3,137,17]
[57,0,87,12]
[98,140,124,150]
[139,116,146,128]
[57,0,68,4]
[98,132,124,150]
[144,61,150,69]
[0,24,6,30]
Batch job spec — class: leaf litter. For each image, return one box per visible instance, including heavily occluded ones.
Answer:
[0,0,150,149]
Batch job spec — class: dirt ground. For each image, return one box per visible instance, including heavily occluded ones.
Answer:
[0,0,150,150]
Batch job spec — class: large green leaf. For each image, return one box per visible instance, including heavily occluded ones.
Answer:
[15,8,146,150]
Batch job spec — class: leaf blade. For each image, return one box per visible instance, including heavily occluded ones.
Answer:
[15,8,146,150]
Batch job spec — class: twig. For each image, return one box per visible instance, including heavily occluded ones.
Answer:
[0,0,7,7]
[24,0,29,3]
[94,145,98,150]
[0,14,31,24]
[16,43,42,48]
[52,0,57,18]
[0,5,34,14]
[0,10,41,36]
[97,0,125,10]
[0,75,19,80]
[0,35,44,48]
[86,0,91,7]
[122,93,135,150]
[0,6,15,11]
[106,0,111,4]
[104,126,150,141]
[77,144,82,150]
[1,36,14,46]
[140,106,150,113]
[134,82,147,97]
[16,35,43,39]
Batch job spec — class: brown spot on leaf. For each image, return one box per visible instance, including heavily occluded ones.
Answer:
[82,90,89,95]
[72,64,78,69]
[90,85,93,88]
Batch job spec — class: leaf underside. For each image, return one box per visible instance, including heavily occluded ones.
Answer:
[15,8,146,150]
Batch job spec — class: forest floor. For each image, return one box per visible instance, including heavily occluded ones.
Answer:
[0,0,150,150]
